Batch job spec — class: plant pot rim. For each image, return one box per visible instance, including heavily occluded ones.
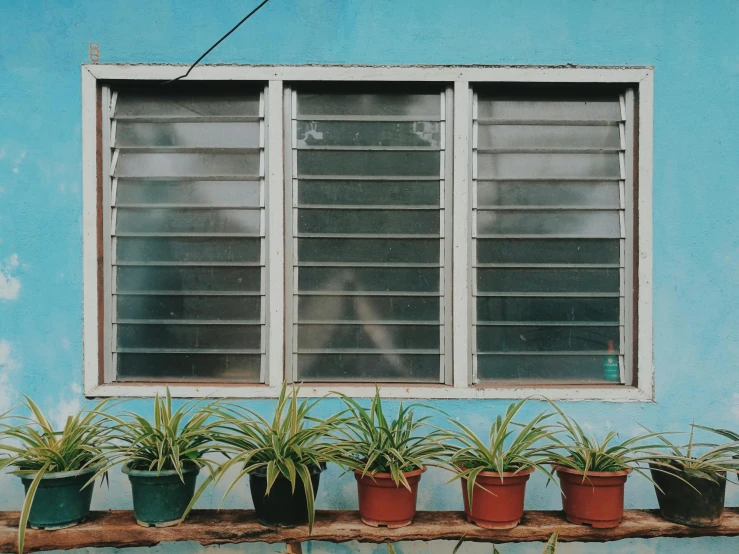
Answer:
[353,466,426,479]
[17,463,103,481]
[459,466,535,478]
[648,462,726,478]
[122,462,200,478]
[554,465,632,477]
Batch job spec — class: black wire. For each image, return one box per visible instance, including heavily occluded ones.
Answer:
[163,0,273,85]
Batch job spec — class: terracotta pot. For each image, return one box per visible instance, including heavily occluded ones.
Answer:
[354,467,425,528]
[555,466,632,528]
[461,467,534,529]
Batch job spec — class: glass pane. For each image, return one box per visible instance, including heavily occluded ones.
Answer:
[477,99,621,121]
[298,267,440,292]
[297,121,441,148]
[476,354,618,383]
[115,92,259,117]
[117,295,261,321]
[117,180,261,207]
[298,180,439,206]
[117,237,261,263]
[117,208,260,234]
[117,324,261,350]
[477,210,620,237]
[298,295,439,322]
[298,94,441,118]
[476,239,620,264]
[476,297,620,323]
[115,152,260,178]
[298,324,439,350]
[477,152,621,179]
[117,267,262,292]
[477,268,620,293]
[298,209,438,235]
[297,353,439,382]
[115,122,260,148]
[477,181,619,208]
[477,325,619,352]
[297,151,440,177]
[116,353,261,382]
[299,238,440,263]
[477,124,621,149]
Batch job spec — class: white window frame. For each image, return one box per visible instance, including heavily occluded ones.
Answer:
[82,64,653,402]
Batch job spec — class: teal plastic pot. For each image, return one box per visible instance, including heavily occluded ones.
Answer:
[19,466,98,530]
[123,464,200,527]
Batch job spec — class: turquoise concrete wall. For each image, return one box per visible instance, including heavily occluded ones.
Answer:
[0,0,737,552]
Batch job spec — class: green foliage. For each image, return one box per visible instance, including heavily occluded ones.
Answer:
[442,399,559,505]
[541,402,666,479]
[89,389,223,523]
[645,424,739,482]
[330,387,449,489]
[209,382,345,531]
[0,395,112,554]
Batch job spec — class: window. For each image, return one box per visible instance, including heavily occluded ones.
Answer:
[82,65,653,400]
[102,85,267,383]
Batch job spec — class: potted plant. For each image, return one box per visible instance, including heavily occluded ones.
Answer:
[646,425,739,527]
[210,383,344,530]
[542,405,664,528]
[91,390,222,527]
[331,388,448,528]
[0,396,111,554]
[443,399,558,529]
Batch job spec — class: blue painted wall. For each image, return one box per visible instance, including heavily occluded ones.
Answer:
[0,0,737,552]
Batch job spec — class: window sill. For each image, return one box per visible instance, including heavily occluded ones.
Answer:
[1,509,736,552]
[85,382,653,402]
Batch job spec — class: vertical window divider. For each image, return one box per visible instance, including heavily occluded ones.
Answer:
[282,85,296,384]
[101,85,115,384]
[264,82,283,386]
[443,85,455,385]
[452,81,472,388]
[624,88,636,386]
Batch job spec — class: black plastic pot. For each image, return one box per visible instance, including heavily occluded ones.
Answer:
[650,463,726,527]
[249,464,323,527]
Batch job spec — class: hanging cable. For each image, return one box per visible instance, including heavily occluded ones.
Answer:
[163,0,273,84]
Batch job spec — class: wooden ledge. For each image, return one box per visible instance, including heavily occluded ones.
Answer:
[2,509,739,552]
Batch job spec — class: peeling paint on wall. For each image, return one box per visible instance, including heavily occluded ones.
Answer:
[0,255,20,301]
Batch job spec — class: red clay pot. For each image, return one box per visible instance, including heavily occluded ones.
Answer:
[555,466,632,528]
[354,467,425,528]
[461,467,534,529]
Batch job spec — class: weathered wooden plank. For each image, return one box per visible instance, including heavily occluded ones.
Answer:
[1,509,738,552]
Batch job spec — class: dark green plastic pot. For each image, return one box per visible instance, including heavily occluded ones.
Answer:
[19,466,98,530]
[123,464,200,527]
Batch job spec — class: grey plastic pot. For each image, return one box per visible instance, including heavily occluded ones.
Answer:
[123,464,200,527]
[19,465,99,530]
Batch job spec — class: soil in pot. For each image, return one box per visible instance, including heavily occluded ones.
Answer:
[461,467,534,529]
[123,464,200,527]
[354,467,425,528]
[555,466,632,528]
[650,463,726,527]
[249,464,323,527]
[20,466,98,530]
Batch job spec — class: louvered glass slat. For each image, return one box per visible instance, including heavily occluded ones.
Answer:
[110,88,265,383]
[293,89,446,383]
[116,181,262,207]
[473,90,626,384]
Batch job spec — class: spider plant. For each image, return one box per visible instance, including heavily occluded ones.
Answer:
[209,382,345,530]
[541,402,666,478]
[89,389,223,524]
[442,399,559,505]
[330,388,449,488]
[643,424,739,481]
[0,395,112,554]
